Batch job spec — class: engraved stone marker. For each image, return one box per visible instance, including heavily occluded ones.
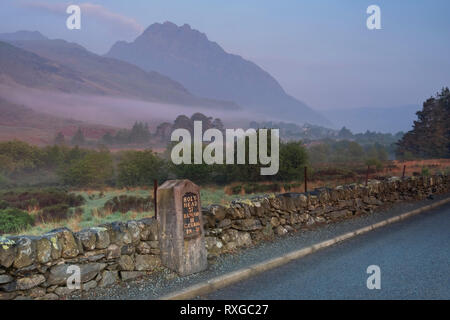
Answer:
[157,180,207,276]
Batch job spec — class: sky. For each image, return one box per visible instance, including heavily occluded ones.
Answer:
[0,0,449,111]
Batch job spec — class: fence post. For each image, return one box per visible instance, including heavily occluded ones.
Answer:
[153,179,158,219]
[304,166,308,193]
[402,165,406,179]
[365,165,370,186]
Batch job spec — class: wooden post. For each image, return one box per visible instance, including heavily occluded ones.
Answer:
[365,165,370,186]
[402,165,406,179]
[304,166,308,193]
[153,179,158,219]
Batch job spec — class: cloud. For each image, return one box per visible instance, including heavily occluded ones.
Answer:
[20,1,144,34]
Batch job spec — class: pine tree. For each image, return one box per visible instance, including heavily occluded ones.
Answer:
[397,87,450,159]
[71,128,86,146]
[54,132,65,145]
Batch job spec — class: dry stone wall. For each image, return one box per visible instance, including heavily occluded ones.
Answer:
[0,175,449,300]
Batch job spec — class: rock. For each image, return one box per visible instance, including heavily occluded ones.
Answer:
[36,237,52,264]
[120,271,145,281]
[315,216,326,223]
[42,233,62,260]
[270,217,280,227]
[50,228,79,258]
[47,263,106,285]
[205,237,223,255]
[16,274,45,290]
[328,210,350,219]
[54,286,76,297]
[137,218,158,241]
[106,244,121,259]
[136,241,151,255]
[275,226,288,236]
[82,280,97,291]
[91,227,110,249]
[232,218,263,231]
[80,263,107,283]
[86,254,105,262]
[98,271,118,287]
[284,225,295,233]
[13,237,36,269]
[261,223,274,239]
[0,274,13,284]
[118,255,135,271]
[235,232,252,247]
[37,293,59,300]
[220,229,239,244]
[29,287,46,298]
[127,221,141,245]
[76,230,96,251]
[224,241,237,252]
[0,291,17,300]
[106,222,132,245]
[217,218,232,229]
[120,244,135,255]
[0,237,16,268]
[135,255,161,271]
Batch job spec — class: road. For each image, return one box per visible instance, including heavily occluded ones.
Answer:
[204,203,450,299]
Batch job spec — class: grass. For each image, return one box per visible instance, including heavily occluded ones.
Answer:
[10,187,263,236]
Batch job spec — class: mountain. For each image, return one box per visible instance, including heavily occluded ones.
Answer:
[324,105,421,133]
[0,31,239,110]
[106,22,330,126]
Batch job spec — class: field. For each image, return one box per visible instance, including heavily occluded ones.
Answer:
[1,187,258,236]
[2,158,449,237]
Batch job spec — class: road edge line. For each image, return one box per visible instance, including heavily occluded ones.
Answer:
[160,196,450,300]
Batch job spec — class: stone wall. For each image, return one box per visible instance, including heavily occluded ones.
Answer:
[0,175,449,300]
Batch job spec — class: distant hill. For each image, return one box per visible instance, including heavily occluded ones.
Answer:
[0,31,239,110]
[106,22,330,126]
[324,105,420,133]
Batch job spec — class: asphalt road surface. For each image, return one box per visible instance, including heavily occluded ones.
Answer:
[204,203,450,299]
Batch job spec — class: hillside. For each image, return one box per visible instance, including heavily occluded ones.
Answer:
[0,31,239,110]
[0,98,116,145]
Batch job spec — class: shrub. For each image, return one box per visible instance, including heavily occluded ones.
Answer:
[0,208,34,234]
[421,166,431,177]
[36,204,70,223]
[104,195,153,214]
[0,189,84,211]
